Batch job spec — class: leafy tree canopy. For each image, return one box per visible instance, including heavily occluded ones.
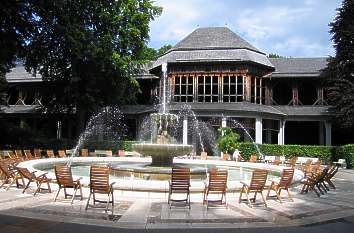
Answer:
[21,0,161,116]
[139,44,172,61]
[322,0,354,129]
[268,53,284,58]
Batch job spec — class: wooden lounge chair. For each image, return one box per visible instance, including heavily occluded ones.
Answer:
[16,167,52,195]
[34,149,42,159]
[47,150,56,158]
[168,167,191,208]
[23,150,34,160]
[15,150,25,161]
[287,157,297,168]
[81,149,88,157]
[239,169,268,207]
[300,167,329,197]
[0,161,23,190]
[85,166,115,212]
[58,150,67,158]
[54,165,83,204]
[266,168,294,203]
[302,159,313,177]
[272,156,281,166]
[203,168,228,208]
[323,165,338,190]
[249,155,257,163]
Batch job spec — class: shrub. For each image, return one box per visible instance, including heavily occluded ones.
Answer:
[235,143,333,163]
[217,127,240,154]
[335,144,354,168]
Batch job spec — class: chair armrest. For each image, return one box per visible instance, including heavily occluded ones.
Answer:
[240,181,249,187]
[110,182,116,188]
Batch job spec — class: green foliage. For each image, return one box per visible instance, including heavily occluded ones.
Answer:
[217,127,240,154]
[235,143,334,163]
[20,0,162,116]
[321,0,354,129]
[139,44,173,61]
[335,144,354,168]
[267,53,284,58]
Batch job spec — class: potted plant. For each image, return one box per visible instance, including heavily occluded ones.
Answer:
[217,127,240,160]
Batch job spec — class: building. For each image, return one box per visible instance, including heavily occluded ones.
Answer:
[1,27,333,146]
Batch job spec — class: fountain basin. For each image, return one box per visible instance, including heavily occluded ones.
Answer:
[132,143,193,166]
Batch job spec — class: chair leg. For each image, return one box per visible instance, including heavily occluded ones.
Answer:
[5,178,16,191]
[260,191,267,207]
[327,180,336,189]
[286,188,293,202]
[79,185,83,200]
[23,180,32,193]
[54,187,61,202]
[85,192,92,210]
[238,186,244,203]
[275,188,282,204]
[245,191,252,207]
[71,188,78,204]
[34,180,42,196]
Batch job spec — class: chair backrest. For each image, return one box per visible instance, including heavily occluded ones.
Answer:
[289,157,297,167]
[0,162,15,178]
[273,156,281,165]
[249,155,257,163]
[249,169,268,191]
[34,149,41,159]
[208,169,228,192]
[55,165,74,187]
[15,150,24,160]
[81,149,88,157]
[58,150,67,158]
[338,159,346,164]
[170,167,190,189]
[17,167,36,180]
[23,150,34,160]
[278,168,294,188]
[326,165,338,179]
[90,165,110,193]
[105,150,112,157]
[47,150,55,158]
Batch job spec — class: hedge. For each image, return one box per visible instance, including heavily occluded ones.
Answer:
[335,144,354,168]
[235,143,334,163]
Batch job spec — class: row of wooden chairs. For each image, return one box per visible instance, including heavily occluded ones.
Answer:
[168,167,295,208]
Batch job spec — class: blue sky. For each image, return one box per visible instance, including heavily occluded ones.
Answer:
[148,0,342,57]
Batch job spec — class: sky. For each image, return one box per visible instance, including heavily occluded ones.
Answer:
[148,0,342,57]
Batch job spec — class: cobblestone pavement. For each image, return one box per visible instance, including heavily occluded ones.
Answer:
[0,169,353,231]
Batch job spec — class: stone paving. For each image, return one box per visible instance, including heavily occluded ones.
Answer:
[0,168,353,230]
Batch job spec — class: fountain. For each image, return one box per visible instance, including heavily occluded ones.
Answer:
[132,63,193,166]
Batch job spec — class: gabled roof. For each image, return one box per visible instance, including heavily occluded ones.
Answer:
[152,27,274,69]
[173,27,260,52]
[269,57,328,78]
[5,65,42,83]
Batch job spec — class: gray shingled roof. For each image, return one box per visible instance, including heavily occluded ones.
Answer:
[152,27,273,69]
[5,65,42,83]
[270,57,328,78]
[173,27,260,52]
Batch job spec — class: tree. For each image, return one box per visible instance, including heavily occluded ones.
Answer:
[22,0,162,133]
[268,53,284,58]
[0,1,35,105]
[139,44,173,61]
[217,127,240,154]
[322,0,354,130]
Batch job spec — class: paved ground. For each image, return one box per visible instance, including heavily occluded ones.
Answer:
[0,168,354,232]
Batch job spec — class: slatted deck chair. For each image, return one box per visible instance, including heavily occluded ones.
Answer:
[85,166,115,212]
[23,150,34,160]
[0,161,24,190]
[239,169,268,207]
[302,159,313,177]
[203,169,228,208]
[16,167,52,195]
[287,157,297,168]
[54,165,83,204]
[34,149,42,159]
[81,149,88,157]
[168,167,191,209]
[323,165,338,190]
[15,150,25,161]
[58,150,67,158]
[266,168,295,203]
[47,150,56,158]
[300,167,329,197]
[272,156,281,166]
[249,155,258,163]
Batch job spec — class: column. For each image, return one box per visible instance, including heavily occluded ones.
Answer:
[319,121,324,145]
[255,116,262,144]
[325,121,332,146]
[183,117,188,145]
[220,117,227,158]
[278,119,285,145]
[56,120,62,139]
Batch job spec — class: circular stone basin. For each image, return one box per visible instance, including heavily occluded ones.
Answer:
[17,157,304,192]
[132,143,193,166]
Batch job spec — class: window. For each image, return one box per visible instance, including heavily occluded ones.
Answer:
[174,75,193,102]
[223,75,244,102]
[197,75,219,103]
[251,77,265,104]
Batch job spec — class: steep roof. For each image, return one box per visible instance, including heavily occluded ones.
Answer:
[270,57,328,78]
[173,27,260,52]
[152,27,273,69]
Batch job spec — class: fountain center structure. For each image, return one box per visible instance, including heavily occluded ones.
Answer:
[132,63,193,166]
